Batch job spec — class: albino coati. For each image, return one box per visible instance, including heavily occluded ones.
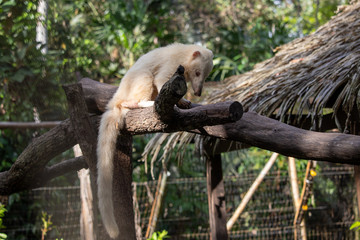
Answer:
[97,43,213,238]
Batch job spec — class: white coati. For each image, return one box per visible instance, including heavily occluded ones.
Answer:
[97,43,213,238]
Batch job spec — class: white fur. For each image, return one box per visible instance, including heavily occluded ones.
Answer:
[97,43,213,239]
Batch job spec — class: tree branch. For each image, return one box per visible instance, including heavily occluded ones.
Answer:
[190,111,360,164]
[0,119,78,194]
[154,65,187,122]
[36,157,88,187]
[80,78,360,165]
[2,73,360,195]
[63,83,98,174]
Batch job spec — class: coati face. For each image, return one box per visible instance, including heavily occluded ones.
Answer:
[186,49,214,97]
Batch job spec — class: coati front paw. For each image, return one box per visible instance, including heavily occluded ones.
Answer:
[138,100,154,108]
[177,98,192,109]
[121,100,154,109]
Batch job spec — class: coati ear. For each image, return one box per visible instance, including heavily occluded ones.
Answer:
[192,51,201,59]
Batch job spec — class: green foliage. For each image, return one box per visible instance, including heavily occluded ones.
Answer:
[40,212,53,240]
[147,230,170,240]
[0,204,7,240]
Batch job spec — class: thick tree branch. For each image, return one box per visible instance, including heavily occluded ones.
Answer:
[2,73,360,195]
[36,157,88,187]
[63,83,98,174]
[125,101,243,134]
[155,65,187,121]
[190,112,360,164]
[0,73,242,195]
[80,78,360,165]
[0,119,77,194]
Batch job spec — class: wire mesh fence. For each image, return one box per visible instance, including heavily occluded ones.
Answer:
[2,166,357,240]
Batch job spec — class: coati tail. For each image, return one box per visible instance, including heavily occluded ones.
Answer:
[97,107,128,239]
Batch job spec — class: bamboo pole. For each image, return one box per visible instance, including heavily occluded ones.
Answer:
[294,161,316,227]
[226,152,278,230]
[133,183,143,240]
[145,170,168,238]
[0,121,60,129]
[288,157,307,240]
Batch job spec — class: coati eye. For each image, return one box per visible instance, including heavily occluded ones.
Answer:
[195,71,201,77]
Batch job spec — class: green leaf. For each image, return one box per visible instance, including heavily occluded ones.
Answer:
[0,233,7,240]
[350,221,360,231]
[11,68,33,83]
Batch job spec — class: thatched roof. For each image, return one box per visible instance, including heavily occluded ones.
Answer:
[142,2,360,171]
[206,1,360,127]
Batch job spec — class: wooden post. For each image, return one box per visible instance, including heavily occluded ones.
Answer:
[353,121,360,221]
[288,157,307,240]
[112,133,136,240]
[294,161,316,228]
[206,154,228,240]
[78,168,96,240]
[73,145,96,240]
[227,152,278,230]
[145,170,168,238]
